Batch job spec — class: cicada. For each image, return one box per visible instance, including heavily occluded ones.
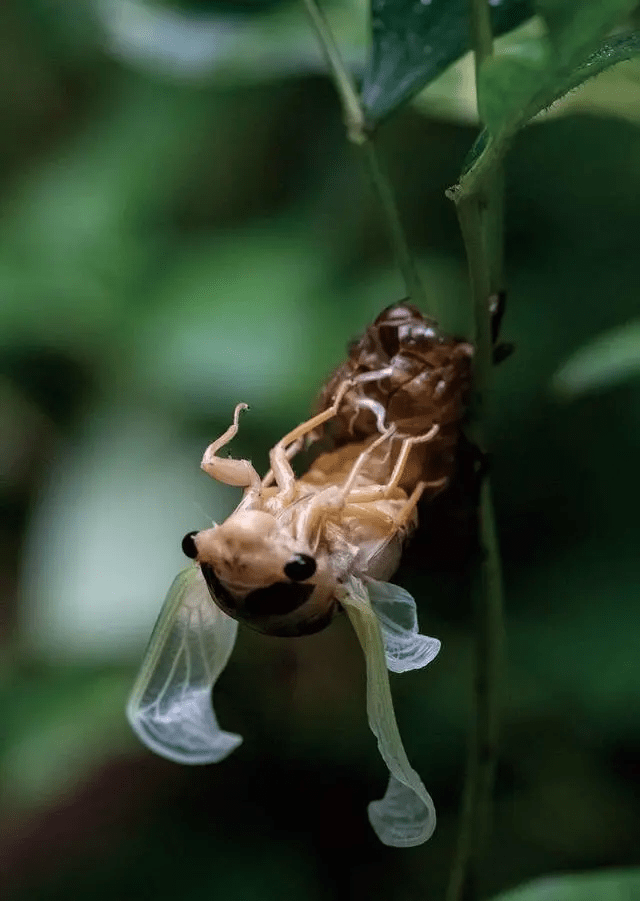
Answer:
[127,302,473,847]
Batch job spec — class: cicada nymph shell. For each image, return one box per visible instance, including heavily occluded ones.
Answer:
[316,302,474,500]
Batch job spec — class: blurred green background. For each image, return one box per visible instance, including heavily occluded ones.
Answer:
[2,2,640,899]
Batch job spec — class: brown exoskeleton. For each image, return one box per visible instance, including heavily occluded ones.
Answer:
[127,302,474,848]
[317,301,474,496]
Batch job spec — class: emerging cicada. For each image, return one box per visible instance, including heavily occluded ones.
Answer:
[127,302,473,847]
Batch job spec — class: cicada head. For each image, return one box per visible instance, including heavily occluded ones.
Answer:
[181,510,340,637]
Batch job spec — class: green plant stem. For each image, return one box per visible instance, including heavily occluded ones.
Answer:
[475,478,503,858]
[301,0,428,311]
[446,191,502,901]
[469,0,493,86]
[485,167,505,295]
[447,130,509,206]
[360,141,427,309]
[302,0,364,143]
[446,714,479,901]
[447,2,505,900]
[457,195,493,420]
[447,479,504,901]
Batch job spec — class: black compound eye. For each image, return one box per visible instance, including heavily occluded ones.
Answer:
[181,531,199,559]
[284,553,317,582]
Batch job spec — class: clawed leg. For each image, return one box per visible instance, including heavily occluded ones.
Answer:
[393,480,427,530]
[262,438,302,488]
[342,423,441,506]
[391,466,450,529]
[344,367,394,435]
[352,366,394,386]
[268,379,353,496]
[291,426,399,546]
[201,403,261,494]
[341,426,397,496]
[347,396,388,434]
[289,422,444,550]
[341,470,447,534]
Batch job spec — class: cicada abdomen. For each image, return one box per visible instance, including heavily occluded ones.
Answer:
[316,302,474,500]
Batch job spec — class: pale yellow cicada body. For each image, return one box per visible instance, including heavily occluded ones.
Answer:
[128,303,473,847]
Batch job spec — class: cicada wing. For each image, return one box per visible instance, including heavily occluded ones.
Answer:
[366,578,440,674]
[127,565,242,765]
[367,774,434,848]
[340,576,436,847]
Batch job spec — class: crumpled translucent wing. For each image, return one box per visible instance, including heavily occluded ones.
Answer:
[366,578,441,674]
[127,565,242,765]
[340,576,437,847]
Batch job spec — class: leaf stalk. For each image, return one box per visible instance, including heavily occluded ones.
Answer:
[302,0,429,311]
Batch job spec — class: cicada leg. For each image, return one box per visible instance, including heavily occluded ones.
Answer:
[346,395,388,434]
[297,425,440,546]
[341,366,394,435]
[268,379,353,496]
[344,473,448,533]
[340,426,397,496]
[392,479,430,530]
[342,424,441,506]
[292,427,397,547]
[201,403,262,495]
[261,438,303,489]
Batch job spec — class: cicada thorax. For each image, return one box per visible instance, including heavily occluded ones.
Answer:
[316,302,474,498]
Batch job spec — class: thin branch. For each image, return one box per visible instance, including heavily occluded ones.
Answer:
[468,0,505,299]
[302,0,429,311]
[469,0,494,93]
[457,196,493,419]
[485,166,505,296]
[360,142,428,311]
[474,479,504,862]
[446,715,479,901]
[302,0,365,144]
[447,2,505,900]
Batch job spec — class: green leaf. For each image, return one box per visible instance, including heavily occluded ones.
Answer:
[480,0,637,137]
[462,127,491,174]
[414,28,640,128]
[548,42,640,124]
[361,0,534,123]
[547,29,640,106]
[491,868,640,901]
[552,318,640,398]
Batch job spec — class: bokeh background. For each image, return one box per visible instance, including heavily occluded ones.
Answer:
[2,2,640,899]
